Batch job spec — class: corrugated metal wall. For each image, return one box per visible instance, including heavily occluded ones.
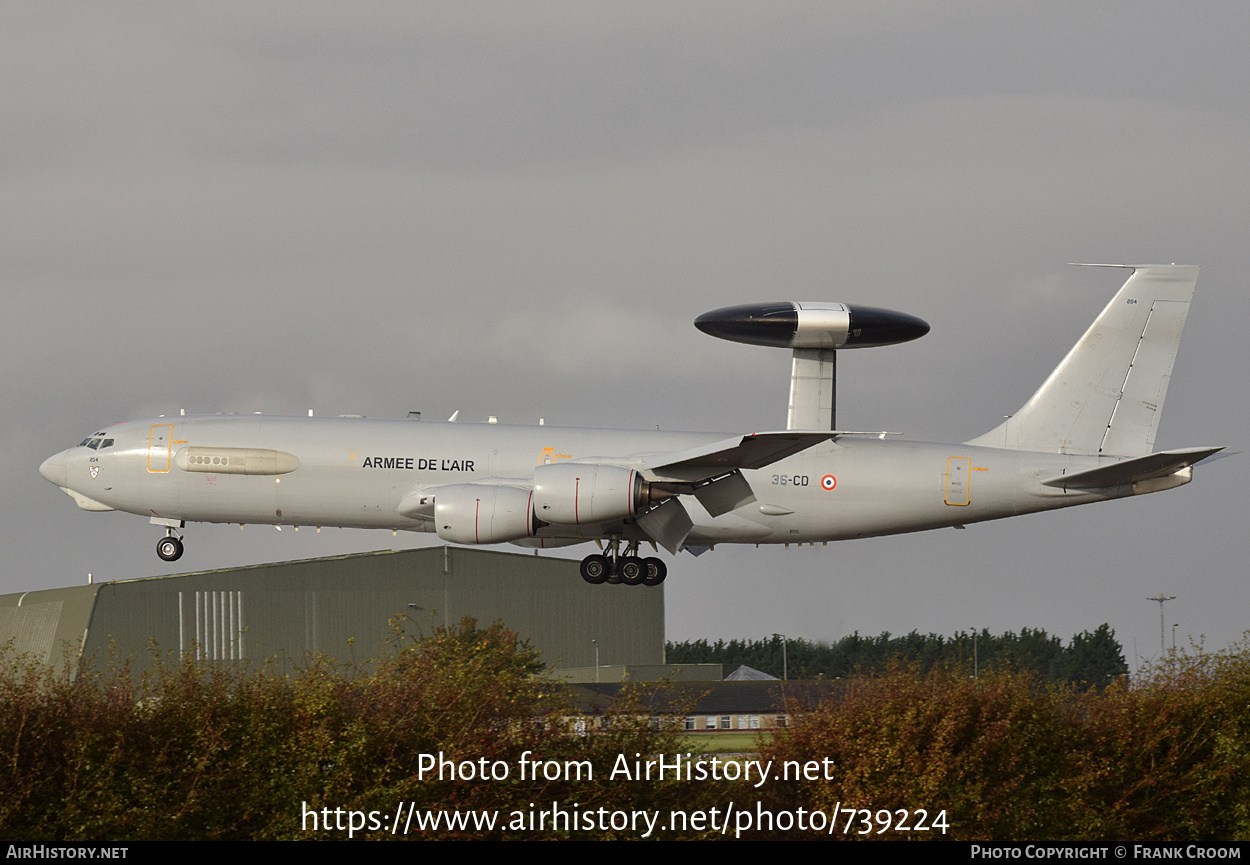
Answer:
[1,547,663,678]
[0,584,100,677]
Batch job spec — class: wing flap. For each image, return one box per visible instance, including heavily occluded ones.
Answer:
[636,498,694,553]
[692,469,757,517]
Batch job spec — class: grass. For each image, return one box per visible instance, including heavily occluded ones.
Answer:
[677,731,768,753]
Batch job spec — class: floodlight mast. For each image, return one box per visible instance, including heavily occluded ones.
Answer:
[1147,593,1177,656]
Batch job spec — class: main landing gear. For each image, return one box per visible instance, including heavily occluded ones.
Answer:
[580,540,667,587]
[156,528,184,562]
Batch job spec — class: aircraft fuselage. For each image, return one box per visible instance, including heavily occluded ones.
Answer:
[42,414,1134,546]
[38,264,1218,584]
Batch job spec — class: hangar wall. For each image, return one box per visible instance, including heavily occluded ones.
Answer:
[0,546,664,678]
[0,583,100,675]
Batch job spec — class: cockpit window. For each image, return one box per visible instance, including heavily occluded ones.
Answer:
[79,432,111,448]
[81,431,109,447]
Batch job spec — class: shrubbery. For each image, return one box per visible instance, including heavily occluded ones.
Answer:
[0,618,715,840]
[760,641,1250,841]
[3,624,1247,841]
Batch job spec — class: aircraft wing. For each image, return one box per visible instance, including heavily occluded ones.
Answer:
[630,431,839,550]
[1041,446,1225,490]
[401,432,837,555]
[646,431,835,480]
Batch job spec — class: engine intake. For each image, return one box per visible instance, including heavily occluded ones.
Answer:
[531,463,646,526]
[434,484,538,544]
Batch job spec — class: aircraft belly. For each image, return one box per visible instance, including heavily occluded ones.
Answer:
[174,473,273,522]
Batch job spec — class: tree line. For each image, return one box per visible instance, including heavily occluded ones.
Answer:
[666,624,1128,688]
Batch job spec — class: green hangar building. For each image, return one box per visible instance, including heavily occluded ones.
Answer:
[0,547,665,679]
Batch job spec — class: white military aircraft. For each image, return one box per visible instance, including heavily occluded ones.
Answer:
[40,264,1220,586]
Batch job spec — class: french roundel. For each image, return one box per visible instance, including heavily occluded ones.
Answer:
[821,474,837,491]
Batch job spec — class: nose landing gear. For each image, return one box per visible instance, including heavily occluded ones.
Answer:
[579,540,666,586]
[156,528,184,562]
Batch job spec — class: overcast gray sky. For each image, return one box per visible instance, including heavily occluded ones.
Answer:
[4,2,1246,664]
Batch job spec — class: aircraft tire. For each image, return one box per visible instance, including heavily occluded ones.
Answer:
[157,536,184,562]
[619,556,645,585]
[580,554,609,584]
[642,557,667,586]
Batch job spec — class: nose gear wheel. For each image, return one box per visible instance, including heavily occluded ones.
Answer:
[156,535,184,562]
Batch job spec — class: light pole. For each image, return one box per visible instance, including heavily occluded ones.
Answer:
[1146,594,1176,657]
[773,633,788,681]
[973,628,979,680]
[592,639,599,683]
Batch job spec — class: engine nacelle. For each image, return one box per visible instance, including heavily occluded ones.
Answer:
[434,484,538,545]
[531,463,645,526]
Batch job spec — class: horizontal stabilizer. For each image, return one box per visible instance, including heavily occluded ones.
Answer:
[649,431,834,479]
[1041,447,1224,490]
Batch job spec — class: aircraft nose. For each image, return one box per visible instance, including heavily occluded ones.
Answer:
[40,451,68,487]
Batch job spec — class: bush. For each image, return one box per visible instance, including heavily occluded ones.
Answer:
[1062,644,1250,840]
[758,642,1250,841]
[0,619,725,840]
[760,667,1072,840]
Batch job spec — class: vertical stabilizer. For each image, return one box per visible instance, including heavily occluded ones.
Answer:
[966,264,1198,456]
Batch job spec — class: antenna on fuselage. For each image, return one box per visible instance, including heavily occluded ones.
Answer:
[694,302,929,430]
